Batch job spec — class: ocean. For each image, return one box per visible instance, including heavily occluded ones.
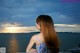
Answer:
[0,32,80,53]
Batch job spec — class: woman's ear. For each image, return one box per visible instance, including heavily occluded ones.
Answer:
[36,23,40,30]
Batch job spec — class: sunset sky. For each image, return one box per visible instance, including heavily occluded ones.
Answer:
[0,0,80,33]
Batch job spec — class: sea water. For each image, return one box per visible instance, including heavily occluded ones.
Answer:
[0,32,80,52]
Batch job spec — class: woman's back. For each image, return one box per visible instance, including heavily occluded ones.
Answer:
[35,33,59,53]
[35,33,50,53]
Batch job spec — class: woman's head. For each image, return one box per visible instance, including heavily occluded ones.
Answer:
[36,15,54,30]
[36,15,59,53]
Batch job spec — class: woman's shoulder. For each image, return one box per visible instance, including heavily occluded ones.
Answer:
[31,33,40,40]
[32,33,41,37]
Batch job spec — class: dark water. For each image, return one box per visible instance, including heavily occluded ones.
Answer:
[0,32,80,52]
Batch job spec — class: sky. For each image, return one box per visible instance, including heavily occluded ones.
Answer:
[0,0,80,33]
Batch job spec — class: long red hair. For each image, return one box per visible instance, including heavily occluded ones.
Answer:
[36,15,60,53]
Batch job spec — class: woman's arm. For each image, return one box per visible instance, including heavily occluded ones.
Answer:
[26,36,37,52]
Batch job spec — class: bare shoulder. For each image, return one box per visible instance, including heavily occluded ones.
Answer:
[32,33,40,39]
[31,33,40,41]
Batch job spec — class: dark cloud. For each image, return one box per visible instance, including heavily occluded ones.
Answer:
[0,0,80,26]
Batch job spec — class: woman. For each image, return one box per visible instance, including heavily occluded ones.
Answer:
[26,15,60,53]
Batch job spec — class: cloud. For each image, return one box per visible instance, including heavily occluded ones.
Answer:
[0,0,80,26]
[46,12,75,24]
[0,23,80,33]
[1,22,22,27]
[2,26,38,33]
[54,24,80,32]
[12,15,28,18]
[0,23,38,33]
[54,24,80,27]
